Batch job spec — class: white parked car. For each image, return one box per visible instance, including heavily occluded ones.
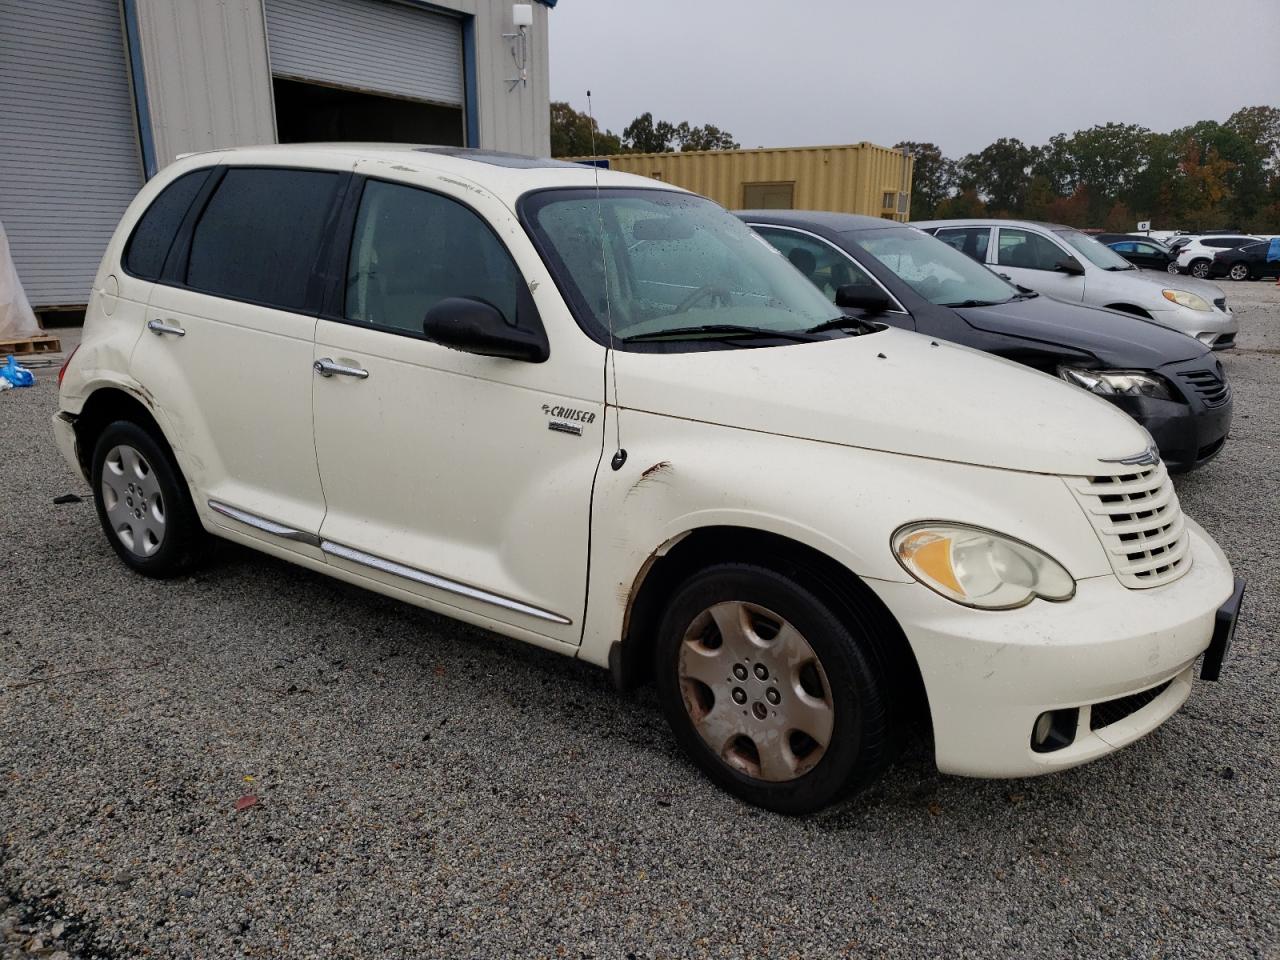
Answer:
[1173,235,1264,279]
[54,146,1243,813]
[916,219,1239,349]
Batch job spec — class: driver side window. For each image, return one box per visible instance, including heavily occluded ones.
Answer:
[753,229,878,302]
[996,229,1068,271]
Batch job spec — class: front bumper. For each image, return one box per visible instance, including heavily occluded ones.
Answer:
[1105,391,1232,473]
[1145,306,1237,348]
[869,518,1236,779]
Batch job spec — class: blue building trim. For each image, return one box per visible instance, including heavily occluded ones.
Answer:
[120,0,158,179]
[461,15,480,147]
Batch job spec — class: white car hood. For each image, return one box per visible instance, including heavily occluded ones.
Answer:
[613,328,1151,476]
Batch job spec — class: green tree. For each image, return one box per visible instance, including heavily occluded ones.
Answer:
[674,122,739,151]
[1225,105,1280,172]
[958,138,1040,214]
[549,101,621,157]
[622,112,678,153]
[894,141,955,219]
[935,188,987,219]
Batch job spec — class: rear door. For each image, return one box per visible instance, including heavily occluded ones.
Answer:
[993,227,1085,302]
[132,164,348,555]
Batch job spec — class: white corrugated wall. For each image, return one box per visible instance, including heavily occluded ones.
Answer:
[0,0,143,307]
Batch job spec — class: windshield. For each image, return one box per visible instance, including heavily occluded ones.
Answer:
[521,189,841,347]
[847,226,1017,306]
[1056,229,1134,270]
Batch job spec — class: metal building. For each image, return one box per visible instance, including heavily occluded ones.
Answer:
[579,143,914,221]
[0,0,553,312]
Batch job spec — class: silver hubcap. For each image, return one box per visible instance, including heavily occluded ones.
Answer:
[678,601,834,782]
[1230,265,1248,279]
[101,444,166,557]
[1193,263,1209,278]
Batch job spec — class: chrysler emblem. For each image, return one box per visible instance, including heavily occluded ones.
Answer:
[1099,445,1160,467]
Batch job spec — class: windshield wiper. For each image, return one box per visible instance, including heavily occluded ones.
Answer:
[805,315,881,335]
[940,298,1003,308]
[620,324,817,343]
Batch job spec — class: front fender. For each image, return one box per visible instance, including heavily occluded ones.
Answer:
[577,409,1111,669]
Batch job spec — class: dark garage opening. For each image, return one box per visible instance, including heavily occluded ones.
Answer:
[273,77,465,146]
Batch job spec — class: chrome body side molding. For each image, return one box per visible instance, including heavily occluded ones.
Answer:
[320,540,573,626]
[207,499,321,546]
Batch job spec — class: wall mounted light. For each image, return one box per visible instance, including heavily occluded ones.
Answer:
[505,3,533,90]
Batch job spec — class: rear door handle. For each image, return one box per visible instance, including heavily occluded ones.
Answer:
[147,319,185,337]
[313,358,369,379]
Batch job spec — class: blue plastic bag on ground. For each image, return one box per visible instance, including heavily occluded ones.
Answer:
[0,355,34,387]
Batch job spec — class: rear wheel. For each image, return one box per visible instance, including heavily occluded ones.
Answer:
[91,420,205,578]
[654,564,891,814]
[1228,263,1251,281]
[1190,259,1211,279]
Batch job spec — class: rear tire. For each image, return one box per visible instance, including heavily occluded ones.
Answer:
[1227,263,1251,281]
[1190,259,1211,279]
[654,563,892,814]
[91,420,205,578]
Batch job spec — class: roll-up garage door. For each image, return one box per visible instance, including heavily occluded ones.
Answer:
[265,0,464,108]
[0,0,144,308]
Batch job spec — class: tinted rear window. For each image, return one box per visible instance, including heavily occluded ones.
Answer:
[186,168,341,312]
[123,170,211,280]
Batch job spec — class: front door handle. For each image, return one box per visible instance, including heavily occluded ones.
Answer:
[313,358,369,379]
[147,319,185,337]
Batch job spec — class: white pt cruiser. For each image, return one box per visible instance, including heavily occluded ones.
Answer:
[54,146,1244,814]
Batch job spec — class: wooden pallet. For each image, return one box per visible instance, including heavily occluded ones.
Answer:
[0,334,61,356]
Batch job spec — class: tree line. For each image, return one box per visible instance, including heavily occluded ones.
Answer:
[551,101,739,157]
[899,106,1280,232]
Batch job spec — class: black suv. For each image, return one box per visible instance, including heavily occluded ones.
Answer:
[739,211,1233,472]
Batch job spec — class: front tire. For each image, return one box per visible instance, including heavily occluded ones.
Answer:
[91,420,205,578]
[654,564,891,814]
[1190,259,1211,279]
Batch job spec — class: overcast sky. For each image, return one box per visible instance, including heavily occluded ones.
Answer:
[548,0,1280,157]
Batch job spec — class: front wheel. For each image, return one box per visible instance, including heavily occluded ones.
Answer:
[1166,261,1181,274]
[91,420,206,578]
[1190,259,1211,279]
[654,564,891,814]
[1228,263,1251,281]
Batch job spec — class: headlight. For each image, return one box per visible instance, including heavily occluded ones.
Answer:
[893,523,1076,609]
[1058,366,1176,401]
[1163,289,1211,311]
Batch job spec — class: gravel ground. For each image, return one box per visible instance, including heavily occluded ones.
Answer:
[2,286,1278,960]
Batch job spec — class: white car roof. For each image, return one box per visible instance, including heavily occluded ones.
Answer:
[912,218,1074,232]
[168,143,679,206]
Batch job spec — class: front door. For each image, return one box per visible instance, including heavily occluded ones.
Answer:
[132,166,345,549]
[992,227,1086,302]
[310,171,603,644]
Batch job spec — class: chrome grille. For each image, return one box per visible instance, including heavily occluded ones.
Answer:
[1178,368,1231,407]
[1067,461,1192,589]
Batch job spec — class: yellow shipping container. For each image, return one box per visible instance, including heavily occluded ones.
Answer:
[568,142,914,220]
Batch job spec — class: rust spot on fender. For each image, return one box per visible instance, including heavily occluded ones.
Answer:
[625,461,673,500]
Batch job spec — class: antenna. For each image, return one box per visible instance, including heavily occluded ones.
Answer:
[587,89,627,471]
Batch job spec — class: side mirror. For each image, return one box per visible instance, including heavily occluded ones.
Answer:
[423,297,549,363]
[835,285,893,313]
[1055,256,1086,276]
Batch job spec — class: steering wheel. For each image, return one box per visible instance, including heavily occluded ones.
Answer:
[673,284,732,315]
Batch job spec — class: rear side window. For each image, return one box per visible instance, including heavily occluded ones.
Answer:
[123,170,210,280]
[934,227,990,263]
[344,180,520,334]
[186,168,341,312]
[996,228,1066,271]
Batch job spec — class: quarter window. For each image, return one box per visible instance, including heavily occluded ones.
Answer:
[996,228,1067,271]
[186,168,341,312]
[123,169,211,280]
[934,227,990,264]
[345,180,520,334]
